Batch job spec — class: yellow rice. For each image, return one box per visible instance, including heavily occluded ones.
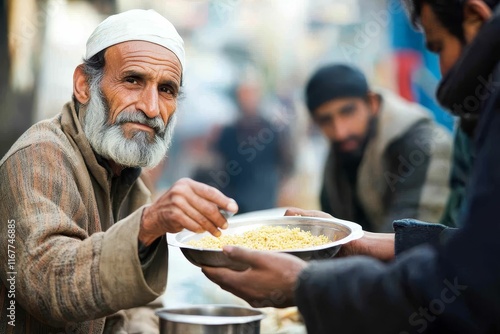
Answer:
[187,226,330,250]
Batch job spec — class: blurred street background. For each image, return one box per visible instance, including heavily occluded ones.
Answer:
[1,1,457,332]
[1,0,454,210]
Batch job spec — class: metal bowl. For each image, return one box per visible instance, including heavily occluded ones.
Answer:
[167,215,363,271]
[156,305,265,334]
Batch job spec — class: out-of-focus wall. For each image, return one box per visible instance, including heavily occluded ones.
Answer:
[34,0,102,121]
[4,0,414,211]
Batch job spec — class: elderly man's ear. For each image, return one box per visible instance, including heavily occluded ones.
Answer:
[73,65,91,105]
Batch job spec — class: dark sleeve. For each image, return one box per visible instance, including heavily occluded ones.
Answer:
[138,237,162,269]
[296,247,446,334]
[393,219,458,255]
[295,243,483,334]
[381,121,434,231]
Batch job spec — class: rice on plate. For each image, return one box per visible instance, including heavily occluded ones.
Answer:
[187,225,331,250]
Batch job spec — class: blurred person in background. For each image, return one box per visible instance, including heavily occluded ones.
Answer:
[212,75,293,214]
[203,1,500,333]
[305,63,452,232]
[0,9,237,334]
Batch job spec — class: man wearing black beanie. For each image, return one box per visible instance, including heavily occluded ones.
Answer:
[305,64,452,232]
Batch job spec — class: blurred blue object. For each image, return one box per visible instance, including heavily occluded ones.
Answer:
[389,0,455,131]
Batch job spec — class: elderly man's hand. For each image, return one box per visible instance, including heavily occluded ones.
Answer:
[139,178,238,246]
[202,246,307,308]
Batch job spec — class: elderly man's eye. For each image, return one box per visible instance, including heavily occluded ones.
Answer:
[125,77,138,84]
[160,85,176,95]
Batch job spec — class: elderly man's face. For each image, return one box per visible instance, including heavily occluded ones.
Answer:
[101,41,182,139]
[81,41,182,168]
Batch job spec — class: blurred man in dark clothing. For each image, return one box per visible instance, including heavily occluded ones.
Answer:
[213,79,293,214]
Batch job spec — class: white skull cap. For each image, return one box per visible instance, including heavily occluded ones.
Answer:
[85,9,185,74]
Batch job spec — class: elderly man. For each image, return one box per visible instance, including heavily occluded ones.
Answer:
[0,9,237,334]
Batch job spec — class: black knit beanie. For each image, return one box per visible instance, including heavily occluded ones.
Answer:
[305,64,369,114]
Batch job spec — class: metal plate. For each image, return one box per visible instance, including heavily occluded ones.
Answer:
[167,215,363,271]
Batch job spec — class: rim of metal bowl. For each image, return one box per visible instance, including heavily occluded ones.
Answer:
[167,215,364,253]
[155,304,266,325]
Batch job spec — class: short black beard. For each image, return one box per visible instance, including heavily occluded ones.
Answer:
[334,116,377,167]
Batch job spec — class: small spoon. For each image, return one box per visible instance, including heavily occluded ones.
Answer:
[219,208,235,220]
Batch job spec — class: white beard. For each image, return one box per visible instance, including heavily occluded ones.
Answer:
[82,83,176,168]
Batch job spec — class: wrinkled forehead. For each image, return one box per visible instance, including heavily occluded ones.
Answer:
[104,41,183,83]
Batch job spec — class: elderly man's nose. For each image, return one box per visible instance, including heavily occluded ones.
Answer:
[138,87,160,118]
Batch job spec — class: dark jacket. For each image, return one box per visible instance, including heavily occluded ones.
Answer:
[214,115,292,214]
[295,11,500,334]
